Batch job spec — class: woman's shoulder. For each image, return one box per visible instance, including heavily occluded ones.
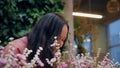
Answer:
[4,36,28,54]
[11,36,28,45]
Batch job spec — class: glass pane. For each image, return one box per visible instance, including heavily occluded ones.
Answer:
[108,19,120,46]
[108,19,120,63]
[109,46,120,63]
[82,42,91,52]
[82,34,92,52]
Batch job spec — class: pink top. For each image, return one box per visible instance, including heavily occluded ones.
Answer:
[4,36,28,54]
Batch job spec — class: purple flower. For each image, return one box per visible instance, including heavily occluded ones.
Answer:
[0,58,7,64]
[80,63,87,68]
[36,60,44,67]
[61,62,68,68]
[16,54,26,60]
[0,50,4,55]
[0,58,7,68]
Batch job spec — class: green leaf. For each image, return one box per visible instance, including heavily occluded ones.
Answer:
[0,0,65,46]
[28,0,35,4]
[49,0,54,4]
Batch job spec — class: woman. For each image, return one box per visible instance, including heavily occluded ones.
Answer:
[4,13,69,68]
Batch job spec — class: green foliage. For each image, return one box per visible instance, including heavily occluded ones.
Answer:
[0,0,65,46]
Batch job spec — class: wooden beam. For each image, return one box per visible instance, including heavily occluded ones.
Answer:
[102,12,120,25]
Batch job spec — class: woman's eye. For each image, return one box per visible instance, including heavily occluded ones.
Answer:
[58,36,65,41]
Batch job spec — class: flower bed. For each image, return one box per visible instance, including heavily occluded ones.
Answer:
[0,37,120,68]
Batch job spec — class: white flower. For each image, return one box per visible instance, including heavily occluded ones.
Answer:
[55,51,61,57]
[50,58,56,63]
[39,47,43,51]
[46,58,50,64]
[54,36,57,39]
[9,37,14,41]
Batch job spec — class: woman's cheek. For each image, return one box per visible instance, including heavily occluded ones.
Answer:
[58,40,63,47]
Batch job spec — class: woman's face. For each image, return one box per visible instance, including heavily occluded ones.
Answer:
[58,25,68,47]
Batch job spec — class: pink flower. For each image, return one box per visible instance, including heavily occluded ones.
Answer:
[61,62,68,68]
[0,50,4,55]
[16,54,26,60]
[36,60,44,67]
[0,58,7,68]
[80,63,87,68]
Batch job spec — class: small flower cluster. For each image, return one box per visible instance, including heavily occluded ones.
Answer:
[0,36,65,68]
[0,46,43,68]
[61,47,120,68]
[0,37,120,68]
[71,53,95,68]
[46,36,65,68]
[45,37,120,68]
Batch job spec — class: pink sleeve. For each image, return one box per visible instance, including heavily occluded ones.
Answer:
[4,42,21,54]
[4,37,27,54]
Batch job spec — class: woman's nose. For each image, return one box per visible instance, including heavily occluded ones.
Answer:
[59,41,63,47]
